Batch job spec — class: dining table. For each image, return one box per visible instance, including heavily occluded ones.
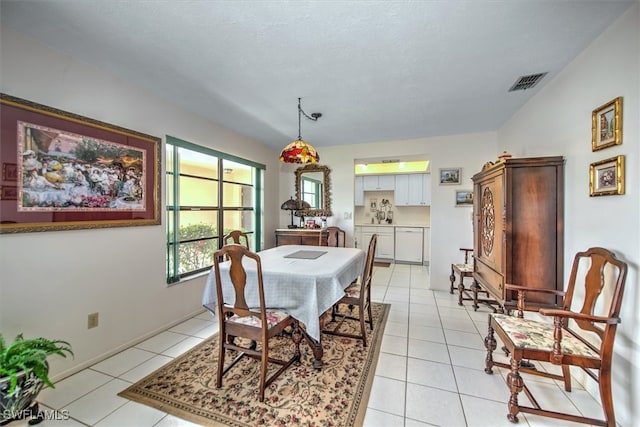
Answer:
[202,244,366,368]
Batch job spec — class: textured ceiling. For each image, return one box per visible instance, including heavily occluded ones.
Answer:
[0,0,634,150]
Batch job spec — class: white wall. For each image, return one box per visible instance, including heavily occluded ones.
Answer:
[279,132,498,288]
[497,4,639,425]
[0,27,281,381]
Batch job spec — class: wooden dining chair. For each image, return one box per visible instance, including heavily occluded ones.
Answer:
[450,247,473,294]
[322,234,377,347]
[319,226,346,247]
[223,229,250,250]
[213,244,302,402]
[484,247,628,426]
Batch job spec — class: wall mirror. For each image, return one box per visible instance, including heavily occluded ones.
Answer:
[295,164,332,217]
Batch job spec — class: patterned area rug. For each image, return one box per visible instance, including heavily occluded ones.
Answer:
[119,303,390,426]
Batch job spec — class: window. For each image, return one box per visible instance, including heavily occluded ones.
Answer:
[166,136,264,284]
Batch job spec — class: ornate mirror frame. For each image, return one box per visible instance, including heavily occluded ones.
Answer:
[295,164,332,217]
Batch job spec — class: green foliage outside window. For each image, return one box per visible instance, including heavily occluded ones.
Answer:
[169,223,218,274]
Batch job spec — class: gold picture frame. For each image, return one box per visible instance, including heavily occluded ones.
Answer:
[0,93,161,233]
[592,97,622,151]
[589,155,624,196]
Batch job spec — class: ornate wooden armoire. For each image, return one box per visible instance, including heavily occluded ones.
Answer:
[472,156,565,308]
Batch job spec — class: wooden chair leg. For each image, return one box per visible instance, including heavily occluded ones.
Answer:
[599,369,616,427]
[450,265,456,294]
[292,320,302,364]
[259,341,268,402]
[216,331,225,388]
[360,302,368,348]
[561,365,572,392]
[470,280,481,311]
[484,319,496,374]
[507,357,524,423]
[331,304,338,322]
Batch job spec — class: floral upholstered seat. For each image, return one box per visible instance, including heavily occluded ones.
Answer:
[228,309,291,328]
[491,314,599,358]
[344,283,361,298]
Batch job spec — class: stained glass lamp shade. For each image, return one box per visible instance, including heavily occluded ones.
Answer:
[279,139,319,164]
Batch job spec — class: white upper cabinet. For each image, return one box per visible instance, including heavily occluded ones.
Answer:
[395,173,431,206]
[363,175,395,191]
[394,175,410,205]
[354,176,364,206]
[420,173,432,205]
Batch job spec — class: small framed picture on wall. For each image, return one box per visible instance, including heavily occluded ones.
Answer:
[589,155,624,196]
[592,97,622,151]
[455,190,473,207]
[439,167,461,185]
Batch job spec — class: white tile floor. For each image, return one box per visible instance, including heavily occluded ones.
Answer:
[14,264,605,427]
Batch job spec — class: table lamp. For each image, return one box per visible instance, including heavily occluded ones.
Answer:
[281,197,300,229]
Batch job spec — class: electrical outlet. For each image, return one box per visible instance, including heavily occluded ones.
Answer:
[87,312,99,329]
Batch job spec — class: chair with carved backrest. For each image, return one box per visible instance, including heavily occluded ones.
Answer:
[213,244,302,402]
[322,234,377,347]
[484,247,628,426]
[223,230,251,250]
[319,226,346,247]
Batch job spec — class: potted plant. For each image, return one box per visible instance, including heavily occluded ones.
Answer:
[0,334,73,425]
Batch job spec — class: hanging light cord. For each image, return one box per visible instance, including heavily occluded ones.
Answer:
[297,97,321,140]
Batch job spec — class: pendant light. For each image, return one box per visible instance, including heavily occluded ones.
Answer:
[279,98,321,164]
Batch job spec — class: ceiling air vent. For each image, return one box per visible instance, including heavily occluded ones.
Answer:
[509,72,548,92]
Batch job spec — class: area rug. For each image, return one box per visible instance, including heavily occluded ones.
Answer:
[119,303,390,426]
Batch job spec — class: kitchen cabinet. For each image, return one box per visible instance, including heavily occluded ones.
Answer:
[394,227,423,263]
[394,175,409,205]
[472,156,564,309]
[363,175,395,191]
[413,173,431,205]
[394,174,431,206]
[361,226,394,260]
[354,176,364,206]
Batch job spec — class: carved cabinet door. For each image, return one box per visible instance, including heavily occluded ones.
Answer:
[473,169,505,302]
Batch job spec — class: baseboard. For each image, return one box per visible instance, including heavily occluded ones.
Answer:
[48,307,210,385]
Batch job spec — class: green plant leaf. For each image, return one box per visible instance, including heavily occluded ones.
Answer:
[0,334,73,394]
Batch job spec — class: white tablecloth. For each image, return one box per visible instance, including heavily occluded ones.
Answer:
[202,245,366,341]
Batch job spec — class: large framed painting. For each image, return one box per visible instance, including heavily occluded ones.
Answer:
[0,94,161,233]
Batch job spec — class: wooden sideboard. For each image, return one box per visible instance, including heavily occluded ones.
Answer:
[275,229,328,246]
[472,156,564,309]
